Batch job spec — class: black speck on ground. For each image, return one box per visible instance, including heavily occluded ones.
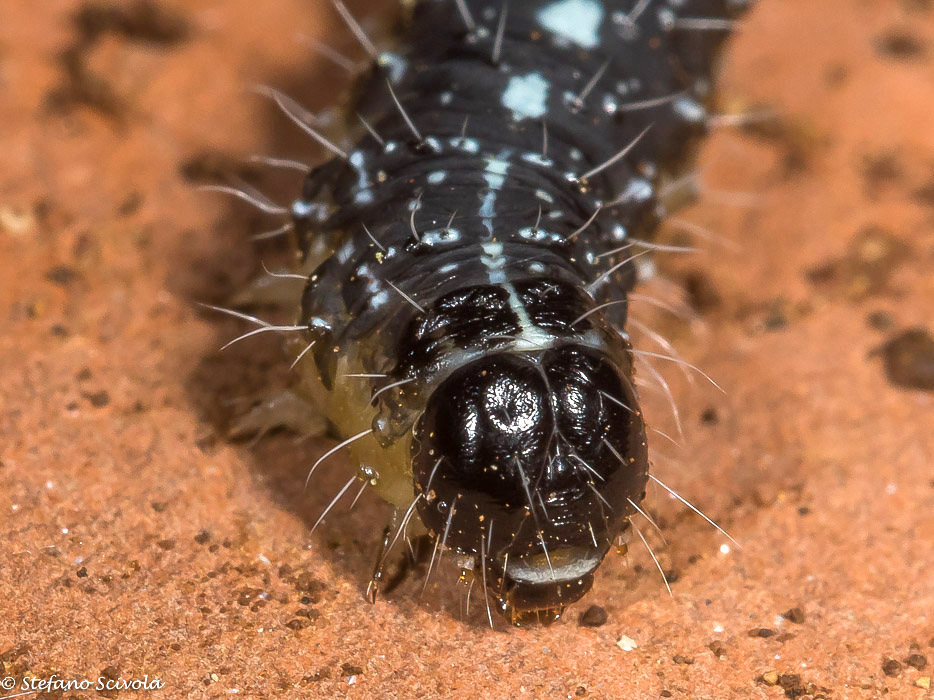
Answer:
[866,310,895,331]
[46,1,190,123]
[861,151,903,196]
[882,658,903,677]
[304,667,332,683]
[806,225,910,300]
[73,0,190,45]
[340,663,364,677]
[682,270,723,313]
[876,328,934,391]
[83,390,111,407]
[875,29,928,60]
[707,641,727,658]
[46,265,80,286]
[748,628,777,638]
[578,604,608,627]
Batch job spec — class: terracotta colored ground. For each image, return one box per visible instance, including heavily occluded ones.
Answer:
[2,1,933,698]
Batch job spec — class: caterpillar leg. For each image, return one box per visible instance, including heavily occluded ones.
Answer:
[230,269,306,308]
[227,388,326,440]
[365,512,400,604]
[658,172,703,214]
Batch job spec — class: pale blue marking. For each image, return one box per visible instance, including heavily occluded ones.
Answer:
[483,157,509,191]
[502,73,550,121]
[536,0,605,50]
[349,151,373,204]
[480,241,507,284]
[377,52,408,82]
[292,200,313,217]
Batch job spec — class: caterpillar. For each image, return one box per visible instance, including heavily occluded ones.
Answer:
[214,0,751,626]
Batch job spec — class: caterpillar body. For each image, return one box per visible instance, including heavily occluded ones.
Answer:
[230,0,750,626]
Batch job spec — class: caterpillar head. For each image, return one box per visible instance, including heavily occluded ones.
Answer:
[411,343,648,625]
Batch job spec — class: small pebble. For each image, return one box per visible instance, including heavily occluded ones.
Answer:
[748,628,777,638]
[708,641,727,659]
[85,390,111,407]
[875,29,927,60]
[578,605,608,627]
[866,310,894,331]
[878,328,934,390]
[0,206,36,236]
[882,658,902,677]
[340,663,364,677]
[616,635,638,651]
[46,265,79,286]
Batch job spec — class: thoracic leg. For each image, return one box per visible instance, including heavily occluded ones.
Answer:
[228,389,326,440]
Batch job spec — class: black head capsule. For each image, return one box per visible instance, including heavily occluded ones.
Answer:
[411,344,648,625]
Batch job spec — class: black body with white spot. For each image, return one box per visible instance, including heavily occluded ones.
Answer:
[291,0,749,624]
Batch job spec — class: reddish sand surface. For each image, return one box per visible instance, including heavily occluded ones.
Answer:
[2,1,934,698]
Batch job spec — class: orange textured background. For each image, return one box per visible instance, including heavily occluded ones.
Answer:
[1,0,933,697]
